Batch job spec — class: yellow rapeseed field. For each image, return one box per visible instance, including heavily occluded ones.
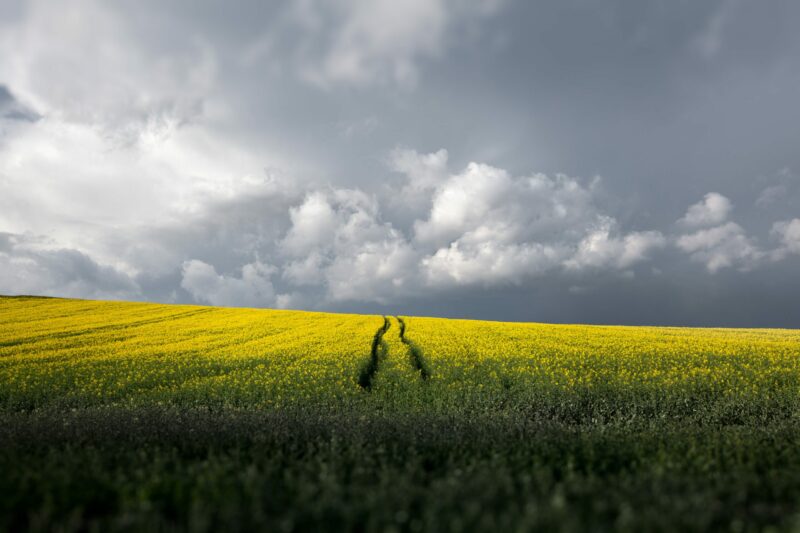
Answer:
[402,315,800,417]
[2,295,799,414]
[0,296,380,409]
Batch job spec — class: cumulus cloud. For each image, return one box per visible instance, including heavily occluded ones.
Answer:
[414,162,599,247]
[271,153,666,293]
[180,259,277,308]
[565,218,666,271]
[280,189,419,303]
[678,192,732,228]
[771,218,800,259]
[282,252,327,287]
[389,147,449,195]
[261,152,669,298]
[407,160,661,285]
[4,127,800,310]
[676,221,764,272]
[422,240,562,286]
[384,148,451,227]
[281,192,339,258]
[671,190,800,273]
[325,237,418,302]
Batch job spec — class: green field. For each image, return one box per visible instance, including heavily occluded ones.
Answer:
[2,295,800,531]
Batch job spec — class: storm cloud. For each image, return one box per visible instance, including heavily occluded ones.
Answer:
[1,0,799,326]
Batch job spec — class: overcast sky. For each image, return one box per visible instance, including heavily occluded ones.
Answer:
[1,0,799,326]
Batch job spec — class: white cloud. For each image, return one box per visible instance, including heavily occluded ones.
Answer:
[389,147,449,194]
[278,156,630,298]
[281,192,339,258]
[0,3,301,291]
[394,155,660,287]
[279,188,419,303]
[676,221,764,272]
[325,237,418,302]
[771,218,800,259]
[678,192,732,228]
[414,162,600,248]
[423,240,562,286]
[5,121,798,308]
[383,148,452,227]
[565,217,666,271]
[0,0,214,142]
[180,259,277,308]
[617,231,668,268]
[0,116,284,273]
[673,191,800,274]
[282,252,327,286]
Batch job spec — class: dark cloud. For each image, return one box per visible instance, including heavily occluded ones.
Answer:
[0,233,139,299]
[0,85,39,121]
[0,0,799,326]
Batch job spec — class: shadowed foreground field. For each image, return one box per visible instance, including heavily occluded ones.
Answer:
[1,296,800,531]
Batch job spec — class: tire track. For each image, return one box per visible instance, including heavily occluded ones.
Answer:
[358,316,391,390]
[396,316,430,380]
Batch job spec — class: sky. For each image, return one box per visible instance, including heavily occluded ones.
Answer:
[1,0,799,327]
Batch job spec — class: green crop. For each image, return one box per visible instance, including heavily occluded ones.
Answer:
[2,295,800,532]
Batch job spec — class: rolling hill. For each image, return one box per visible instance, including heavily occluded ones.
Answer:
[2,295,800,531]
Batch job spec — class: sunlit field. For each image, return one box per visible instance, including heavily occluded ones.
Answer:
[2,295,800,531]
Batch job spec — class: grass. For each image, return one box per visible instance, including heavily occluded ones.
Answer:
[1,295,800,531]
